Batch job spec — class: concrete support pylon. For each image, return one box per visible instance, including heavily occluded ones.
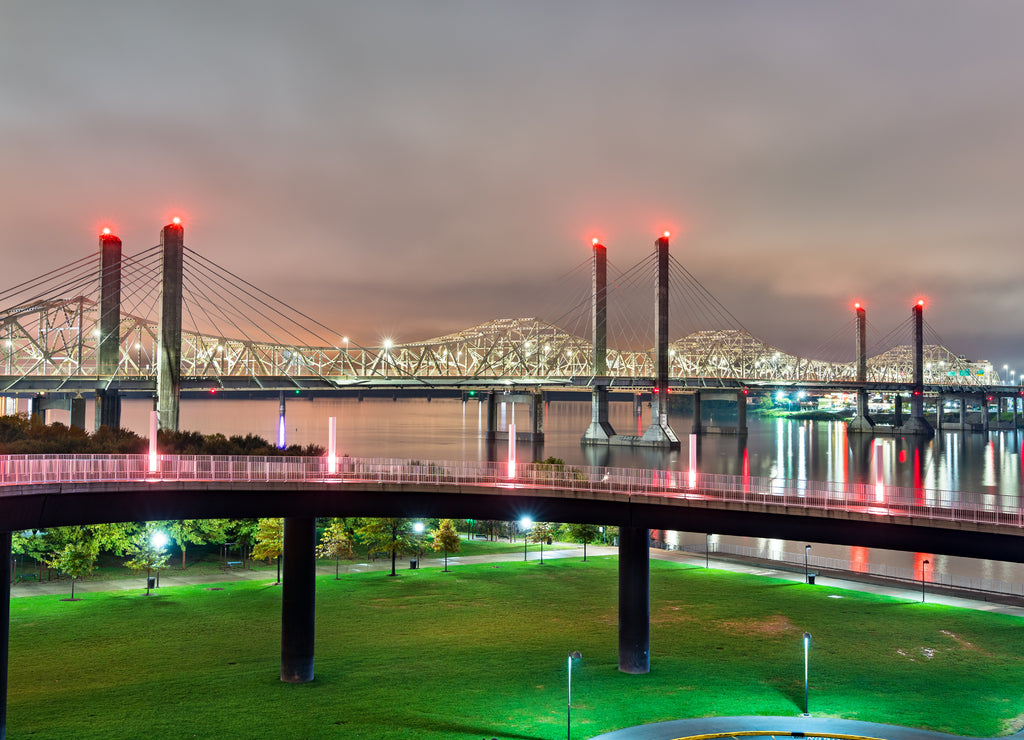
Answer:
[94,230,124,431]
[583,239,616,443]
[640,233,679,448]
[901,300,934,436]
[156,220,184,432]
[618,525,650,674]
[848,303,874,433]
[1,530,10,740]
[281,517,316,683]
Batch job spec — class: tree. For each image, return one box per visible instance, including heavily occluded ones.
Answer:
[565,523,601,561]
[123,526,170,594]
[162,519,230,569]
[529,522,555,564]
[251,518,284,584]
[358,518,416,577]
[430,519,461,572]
[317,518,356,579]
[45,539,98,600]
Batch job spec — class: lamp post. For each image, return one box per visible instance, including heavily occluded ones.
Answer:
[151,530,168,591]
[921,559,929,603]
[802,632,811,716]
[706,533,711,568]
[521,518,532,561]
[567,651,582,740]
[413,521,425,568]
[804,545,811,584]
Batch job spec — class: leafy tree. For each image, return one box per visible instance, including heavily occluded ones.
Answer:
[529,522,555,564]
[123,526,171,591]
[160,519,231,569]
[251,518,284,583]
[358,518,416,577]
[317,518,356,579]
[430,519,460,572]
[565,522,601,561]
[45,539,98,600]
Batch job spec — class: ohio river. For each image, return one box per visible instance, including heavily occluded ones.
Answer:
[51,395,1024,590]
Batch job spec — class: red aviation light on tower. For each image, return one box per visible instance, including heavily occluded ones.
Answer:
[102,227,111,236]
[916,299,925,308]
[592,237,600,245]
[663,231,670,239]
[172,217,181,225]
[854,302,862,310]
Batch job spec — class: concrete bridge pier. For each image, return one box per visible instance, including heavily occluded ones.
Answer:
[582,239,616,444]
[899,301,934,437]
[691,391,702,435]
[485,391,544,443]
[70,395,86,430]
[281,517,316,683]
[893,395,904,428]
[156,220,184,432]
[2,530,9,740]
[618,526,650,674]
[959,396,968,431]
[94,388,121,430]
[848,389,875,433]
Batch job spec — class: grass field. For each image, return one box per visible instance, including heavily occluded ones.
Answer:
[9,556,1024,739]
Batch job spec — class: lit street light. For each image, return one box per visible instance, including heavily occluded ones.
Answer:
[802,632,811,716]
[567,651,582,740]
[921,559,930,603]
[520,518,532,561]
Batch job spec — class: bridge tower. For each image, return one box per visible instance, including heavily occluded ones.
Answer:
[640,232,680,448]
[900,300,934,436]
[582,238,616,443]
[156,220,184,431]
[94,230,123,430]
[848,302,874,433]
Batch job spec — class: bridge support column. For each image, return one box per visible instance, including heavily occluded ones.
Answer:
[98,231,122,377]
[281,517,316,683]
[901,301,934,436]
[70,396,86,430]
[640,233,679,448]
[848,388,875,433]
[960,396,968,431]
[1,530,10,740]
[691,391,702,435]
[156,220,184,432]
[583,238,617,444]
[94,388,121,430]
[618,526,650,674]
[531,392,544,439]
[936,394,944,432]
[736,389,747,435]
[893,395,903,428]
[982,397,990,432]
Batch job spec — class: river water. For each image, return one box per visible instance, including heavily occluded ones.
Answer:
[49,395,1024,590]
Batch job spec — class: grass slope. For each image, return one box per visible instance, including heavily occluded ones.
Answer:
[9,557,1024,739]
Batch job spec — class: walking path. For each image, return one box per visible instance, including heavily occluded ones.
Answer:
[10,543,1024,740]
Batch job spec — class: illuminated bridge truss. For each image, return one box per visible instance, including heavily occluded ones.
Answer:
[0,303,996,388]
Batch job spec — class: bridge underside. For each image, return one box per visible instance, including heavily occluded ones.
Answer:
[3,482,1022,564]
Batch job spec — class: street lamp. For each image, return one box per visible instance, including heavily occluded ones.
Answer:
[804,545,811,584]
[921,559,929,603]
[567,651,582,740]
[413,521,425,568]
[521,518,533,561]
[802,632,812,715]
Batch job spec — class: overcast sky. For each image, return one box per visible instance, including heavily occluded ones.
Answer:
[3,1,1023,369]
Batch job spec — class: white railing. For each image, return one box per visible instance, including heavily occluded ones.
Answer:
[0,454,1021,530]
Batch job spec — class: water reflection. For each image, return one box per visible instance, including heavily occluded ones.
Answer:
[54,395,1024,587]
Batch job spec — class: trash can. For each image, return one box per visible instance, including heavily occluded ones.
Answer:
[807,574,816,585]
[409,559,418,570]
[146,576,156,590]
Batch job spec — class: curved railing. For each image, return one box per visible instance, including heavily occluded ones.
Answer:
[0,454,1021,529]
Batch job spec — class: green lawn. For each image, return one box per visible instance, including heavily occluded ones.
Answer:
[8,557,1024,739]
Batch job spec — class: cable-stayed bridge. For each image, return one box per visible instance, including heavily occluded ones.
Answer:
[0,222,1010,441]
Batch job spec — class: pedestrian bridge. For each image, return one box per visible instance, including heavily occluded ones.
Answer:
[1,455,1021,562]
